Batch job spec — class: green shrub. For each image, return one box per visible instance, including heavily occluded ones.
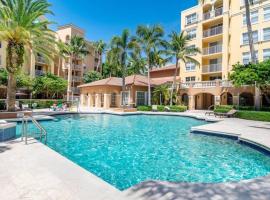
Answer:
[157,105,165,112]
[137,106,151,111]
[238,106,255,111]
[261,107,270,112]
[214,105,233,113]
[0,100,6,110]
[236,111,270,122]
[169,105,187,112]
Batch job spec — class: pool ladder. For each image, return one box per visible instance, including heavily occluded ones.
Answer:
[21,115,47,145]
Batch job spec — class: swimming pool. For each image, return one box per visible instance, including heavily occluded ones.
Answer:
[17,114,270,190]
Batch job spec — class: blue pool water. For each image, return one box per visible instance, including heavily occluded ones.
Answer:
[17,114,270,190]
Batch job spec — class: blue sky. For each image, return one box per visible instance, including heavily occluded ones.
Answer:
[47,0,197,42]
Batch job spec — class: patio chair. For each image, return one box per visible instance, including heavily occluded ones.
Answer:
[214,109,237,118]
[152,105,158,112]
[22,104,31,111]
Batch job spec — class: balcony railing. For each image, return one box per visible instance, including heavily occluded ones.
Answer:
[72,76,81,82]
[36,56,46,64]
[35,70,45,76]
[180,80,232,89]
[203,45,222,55]
[202,64,222,73]
[71,87,80,94]
[203,26,223,38]
[203,7,223,21]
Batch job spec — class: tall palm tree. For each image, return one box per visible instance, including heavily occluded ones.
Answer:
[56,41,69,76]
[136,25,166,106]
[167,31,200,106]
[65,35,89,101]
[110,29,138,106]
[93,40,106,72]
[244,0,256,63]
[0,0,56,111]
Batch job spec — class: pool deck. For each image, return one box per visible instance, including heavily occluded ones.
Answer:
[1,110,270,200]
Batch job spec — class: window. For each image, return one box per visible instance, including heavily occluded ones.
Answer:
[187,28,197,40]
[186,13,197,25]
[243,11,258,25]
[187,45,196,55]
[185,76,196,82]
[136,91,147,106]
[264,7,270,21]
[263,49,270,61]
[242,31,258,45]
[185,62,196,71]
[242,51,258,64]
[263,28,270,41]
[121,91,129,106]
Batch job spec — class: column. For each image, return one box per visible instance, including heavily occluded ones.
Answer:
[80,94,85,106]
[87,94,92,108]
[95,94,101,108]
[188,95,195,110]
[103,94,111,109]
[30,50,35,78]
[214,96,221,106]
[233,95,239,106]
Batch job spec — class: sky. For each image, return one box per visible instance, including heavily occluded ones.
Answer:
[47,0,197,43]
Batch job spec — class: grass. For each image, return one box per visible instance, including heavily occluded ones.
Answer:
[235,111,270,122]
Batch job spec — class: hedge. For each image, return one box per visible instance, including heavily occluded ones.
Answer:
[137,105,187,113]
[235,111,270,122]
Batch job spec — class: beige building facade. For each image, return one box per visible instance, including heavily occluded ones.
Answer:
[180,0,270,109]
[0,24,100,97]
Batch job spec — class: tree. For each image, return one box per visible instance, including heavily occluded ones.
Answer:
[152,85,170,105]
[0,68,8,86]
[93,40,106,71]
[56,41,69,76]
[65,36,89,101]
[0,0,56,111]
[244,0,256,64]
[136,25,166,105]
[167,31,200,106]
[127,49,146,75]
[110,29,138,106]
[83,71,103,83]
[16,72,33,90]
[230,60,270,105]
[33,73,67,98]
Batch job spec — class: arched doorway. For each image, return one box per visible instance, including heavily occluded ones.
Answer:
[221,92,233,105]
[239,92,254,107]
[195,93,215,110]
[181,93,189,106]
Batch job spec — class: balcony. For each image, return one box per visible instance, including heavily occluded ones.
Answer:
[35,70,45,76]
[180,80,232,89]
[71,87,80,94]
[203,26,223,38]
[72,76,82,82]
[203,45,222,55]
[203,7,223,21]
[36,56,46,64]
[202,64,222,73]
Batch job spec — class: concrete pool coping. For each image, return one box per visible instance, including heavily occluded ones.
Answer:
[1,111,270,199]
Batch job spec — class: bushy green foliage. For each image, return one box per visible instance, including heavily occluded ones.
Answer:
[214,105,233,113]
[157,105,165,112]
[137,106,152,111]
[83,71,103,83]
[236,111,270,122]
[0,68,8,85]
[169,105,187,112]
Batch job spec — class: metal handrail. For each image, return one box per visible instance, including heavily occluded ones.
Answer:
[21,115,47,145]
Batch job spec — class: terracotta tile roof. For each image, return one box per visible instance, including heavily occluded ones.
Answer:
[151,76,180,85]
[150,64,177,72]
[78,77,122,88]
[78,75,154,88]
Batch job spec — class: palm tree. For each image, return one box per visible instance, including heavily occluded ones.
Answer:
[56,41,69,76]
[136,25,166,106]
[0,0,56,111]
[167,31,200,106]
[65,35,89,101]
[150,49,171,68]
[110,29,138,106]
[93,40,106,72]
[243,0,256,63]
[152,85,170,105]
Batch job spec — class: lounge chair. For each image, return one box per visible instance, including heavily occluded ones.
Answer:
[152,105,158,112]
[214,109,237,118]
[164,106,170,112]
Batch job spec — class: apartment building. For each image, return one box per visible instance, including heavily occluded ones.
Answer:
[0,24,100,97]
[179,0,270,109]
